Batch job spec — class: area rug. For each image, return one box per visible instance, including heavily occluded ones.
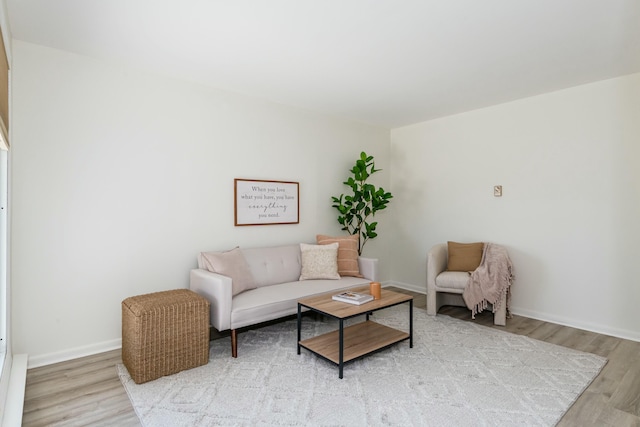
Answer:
[117,307,606,427]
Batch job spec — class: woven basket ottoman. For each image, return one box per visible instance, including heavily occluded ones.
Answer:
[122,289,210,384]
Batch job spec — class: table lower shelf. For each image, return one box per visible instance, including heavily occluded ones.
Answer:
[299,320,409,364]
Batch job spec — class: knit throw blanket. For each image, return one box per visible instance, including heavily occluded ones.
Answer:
[462,243,514,319]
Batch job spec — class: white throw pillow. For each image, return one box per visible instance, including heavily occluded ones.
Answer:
[299,243,340,280]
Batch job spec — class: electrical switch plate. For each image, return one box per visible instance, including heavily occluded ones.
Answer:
[494,185,502,197]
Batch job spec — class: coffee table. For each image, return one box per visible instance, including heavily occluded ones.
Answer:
[297,286,413,379]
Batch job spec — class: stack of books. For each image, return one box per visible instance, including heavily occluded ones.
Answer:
[332,291,374,305]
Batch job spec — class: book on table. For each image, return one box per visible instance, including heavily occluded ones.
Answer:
[332,291,374,305]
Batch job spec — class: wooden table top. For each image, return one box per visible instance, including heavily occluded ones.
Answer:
[298,285,413,319]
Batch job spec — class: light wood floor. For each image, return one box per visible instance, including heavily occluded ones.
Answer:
[22,287,640,426]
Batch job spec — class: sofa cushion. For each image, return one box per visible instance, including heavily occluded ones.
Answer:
[447,241,484,272]
[242,244,302,288]
[200,247,257,296]
[231,276,370,329]
[316,234,363,277]
[299,243,340,280]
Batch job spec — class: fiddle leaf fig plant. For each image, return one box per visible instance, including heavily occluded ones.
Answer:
[331,151,393,255]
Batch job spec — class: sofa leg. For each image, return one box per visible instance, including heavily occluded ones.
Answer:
[231,329,238,358]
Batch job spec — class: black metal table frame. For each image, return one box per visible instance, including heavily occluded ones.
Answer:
[297,299,413,379]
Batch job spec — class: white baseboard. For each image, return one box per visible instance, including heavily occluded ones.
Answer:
[385,281,426,294]
[388,281,640,343]
[27,339,122,369]
[511,306,640,343]
[1,354,27,427]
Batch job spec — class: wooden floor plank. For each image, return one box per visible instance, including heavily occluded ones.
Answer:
[557,391,607,426]
[610,362,640,416]
[21,286,640,426]
[584,333,623,358]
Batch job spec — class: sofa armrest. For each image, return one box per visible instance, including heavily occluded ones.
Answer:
[427,243,448,289]
[189,269,232,332]
[358,257,378,282]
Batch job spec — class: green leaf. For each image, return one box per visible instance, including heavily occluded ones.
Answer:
[332,152,392,255]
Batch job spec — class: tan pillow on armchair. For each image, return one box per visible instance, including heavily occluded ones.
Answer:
[446,241,484,272]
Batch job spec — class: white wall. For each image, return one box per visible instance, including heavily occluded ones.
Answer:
[11,39,639,367]
[10,40,391,366]
[390,72,640,341]
[0,0,12,417]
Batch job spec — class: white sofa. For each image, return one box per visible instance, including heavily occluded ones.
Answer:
[190,244,378,357]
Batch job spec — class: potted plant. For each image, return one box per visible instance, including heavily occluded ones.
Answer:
[331,151,393,255]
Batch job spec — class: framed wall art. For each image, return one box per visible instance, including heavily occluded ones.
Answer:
[234,178,300,226]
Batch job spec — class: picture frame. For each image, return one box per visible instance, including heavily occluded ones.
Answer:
[234,178,300,226]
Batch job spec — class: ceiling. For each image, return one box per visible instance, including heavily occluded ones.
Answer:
[5,0,640,128]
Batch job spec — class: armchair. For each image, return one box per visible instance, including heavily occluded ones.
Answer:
[427,242,507,326]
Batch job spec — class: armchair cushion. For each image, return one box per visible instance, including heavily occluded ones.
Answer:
[447,241,484,272]
[435,271,471,290]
